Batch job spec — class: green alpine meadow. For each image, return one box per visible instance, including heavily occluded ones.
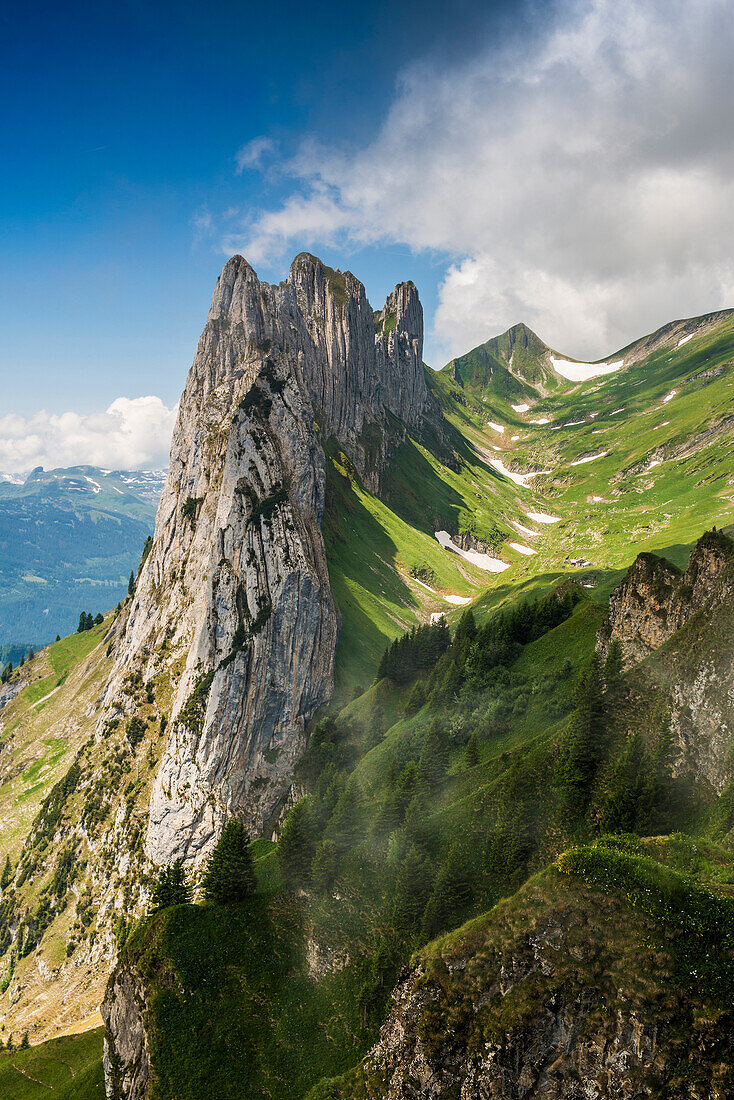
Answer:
[5,2,734,1093]
[0,250,732,1098]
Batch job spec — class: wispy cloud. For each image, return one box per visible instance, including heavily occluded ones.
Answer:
[235,136,276,173]
[225,0,734,362]
[0,397,177,476]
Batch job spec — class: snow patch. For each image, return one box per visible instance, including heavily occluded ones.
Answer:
[662,390,677,403]
[512,520,540,539]
[487,421,505,433]
[525,511,561,524]
[444,594,472,605]
[569,451,608,466]
[511,434,520,441]
[529,417,550,425]
[677,333,694,348]
[435,531,510,573]
[509,542,537,556]
[488,457,549,487]
[551,356,623,382]
[511,403,530,412]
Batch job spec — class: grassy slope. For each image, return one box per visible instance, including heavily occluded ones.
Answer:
[0,624,117,1044]
[326,313,733,697]
[317,835,734,1098]
[0,1028,104,1099]
[0,622,111,859]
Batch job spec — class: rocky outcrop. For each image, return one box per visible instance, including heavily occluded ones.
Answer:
[597,530,734,666]
[102,965,150,1100]
[349,871,734,1099]
[99,254,443,865]
[597,530,734,792]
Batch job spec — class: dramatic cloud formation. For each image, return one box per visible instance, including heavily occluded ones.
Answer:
[0,397,177,476]
[228,0,734,362]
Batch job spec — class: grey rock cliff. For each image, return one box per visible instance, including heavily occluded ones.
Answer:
[597,531,734,792]
[597,531,734,666]
[102,965,150,1100]
[99,253,441,865]
[352,874,734,1099]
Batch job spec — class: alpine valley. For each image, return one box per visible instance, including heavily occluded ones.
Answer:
[0,253,733,1100]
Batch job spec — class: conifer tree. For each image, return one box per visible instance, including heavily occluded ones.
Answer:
[202,821,256,904]
[278,801,315,887]
[604,639,625,717]
[421,844,473,939]
[392,844,432,931]
[466,731,479,768]
[555,654,605,825]
[150,859,191,911]
[128,570,136,596]
[0,856,12,891]
[419,717,450,790]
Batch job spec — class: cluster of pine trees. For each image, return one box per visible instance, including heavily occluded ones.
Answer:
[77,611,103,633]
[149,822,256,912]
[1,648,35,683]
[377,619,451,684]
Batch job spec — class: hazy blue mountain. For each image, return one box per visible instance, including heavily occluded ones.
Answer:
[0,465,165,646]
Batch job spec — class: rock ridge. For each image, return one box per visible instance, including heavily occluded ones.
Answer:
[99,253,445,865]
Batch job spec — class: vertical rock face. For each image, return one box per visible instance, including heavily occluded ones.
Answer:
[102,966,150,1100]
[597,531,734,792]
[100,253,439,864]
[597,531,734,666]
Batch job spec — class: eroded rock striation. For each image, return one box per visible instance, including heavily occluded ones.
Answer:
[597,529,734,666]
[597,530,734,792]
[341,870,734,1099]
[100,253,441,865]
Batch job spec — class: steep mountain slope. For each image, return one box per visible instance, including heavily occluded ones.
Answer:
[0,258,732,1095]
[100,530,734,1099]
[0,467,162,646]
[322,839,734,1099]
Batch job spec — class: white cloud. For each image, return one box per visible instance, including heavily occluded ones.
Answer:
[228,0,734,362]
[0,397,177,477]
[235,136,276,173]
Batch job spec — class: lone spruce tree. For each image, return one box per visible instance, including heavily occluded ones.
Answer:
[202,821,256,904]
[150,859,191,912]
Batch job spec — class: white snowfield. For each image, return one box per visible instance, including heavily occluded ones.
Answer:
[413,577,472,604]
[654,421,671,429]
[511,403,530,412]
[525,510,561,524]
[529,417,550,424]
[663,390,677,403]
[511,434,520,441]
[487,421,505,433]
[569,451,608,466]
[646,460,661,470]
[677,333,694,348]
[435,530,510,573]
[551,356,623,382]
[488,457,549,488]
[610,408,624,415]
[512,520,540,538]
[509,542,537,556]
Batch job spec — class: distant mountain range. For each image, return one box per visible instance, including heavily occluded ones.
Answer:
[0,465,165,646]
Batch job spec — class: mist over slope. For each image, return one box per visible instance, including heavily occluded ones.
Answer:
[0,255,731,1099]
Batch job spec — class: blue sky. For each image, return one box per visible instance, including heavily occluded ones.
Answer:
[1,0,522,417]
[2,0,733,471]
